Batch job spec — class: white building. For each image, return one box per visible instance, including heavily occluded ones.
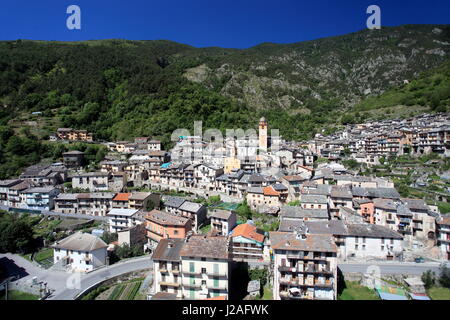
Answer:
[210,210,237,236]
[343,224,404,259]
[269,231,338,300]
[180,235,230,300]
[52,232,108,272]
[107,208,140,233]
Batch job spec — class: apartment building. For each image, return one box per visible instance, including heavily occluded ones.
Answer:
[330,186,353,219]
[180,235,230,300]
[353,198,375,224]
[230,223,265,262]
[437,217,450,261]
[72,172,110,192]
[246,185,287,210]
[145,210,192,246]
[21,186,60,211]
[0,179,24,206]
[164,197,207,231]
[153,238,184,298]
[62,150,84,168]
[401,198,437,240]
[7,180,32,208]
[54,193,79,214]
[20,164,67,186]
[100,160,128,173]
[76,193,115,216]
[210,210,237,236]
[343,224,403,260]
[107,208,140,233]
[112,193,131,209]
[56,128,93,142]
[270,231,338,300]
[129,192,160,211]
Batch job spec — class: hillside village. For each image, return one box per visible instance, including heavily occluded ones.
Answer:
[0,112,449,301]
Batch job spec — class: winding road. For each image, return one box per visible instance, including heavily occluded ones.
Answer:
[0,253,153,300]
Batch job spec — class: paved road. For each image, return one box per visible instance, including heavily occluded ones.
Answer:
[0,204,108,221]
[0,253,70,295]
[0,253,153,300]
[338,261,442,275]
[50,257,153,300]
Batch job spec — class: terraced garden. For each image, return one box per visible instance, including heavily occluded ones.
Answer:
[95,279,144,300]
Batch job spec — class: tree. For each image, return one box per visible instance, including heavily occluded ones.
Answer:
[438,264,450,288]
[249,268,268,288]
[421,270,435,289]
[145,200,155,211]
[0,214,35,254]
[236,201,252,221]
[101,231,118,245]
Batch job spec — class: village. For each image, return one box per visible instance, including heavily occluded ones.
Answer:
[0,113,449,301]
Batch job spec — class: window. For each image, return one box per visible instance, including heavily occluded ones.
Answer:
[355,244,359,250]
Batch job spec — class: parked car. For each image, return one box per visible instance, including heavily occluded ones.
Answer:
[415,257,425,263]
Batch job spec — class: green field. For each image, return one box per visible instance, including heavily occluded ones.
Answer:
[260,286,273,300]
[437,202,450,215]
[200,224,211,234]
[0,290,39,300]
[34,248,54,268]
[428,287,450,300]
[338,281,380,300]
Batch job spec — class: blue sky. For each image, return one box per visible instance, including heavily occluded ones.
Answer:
[0,0,449,48]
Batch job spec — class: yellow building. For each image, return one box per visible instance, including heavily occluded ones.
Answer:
[224,157,241,174]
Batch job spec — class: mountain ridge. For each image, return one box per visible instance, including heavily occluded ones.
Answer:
[0,24,449,144]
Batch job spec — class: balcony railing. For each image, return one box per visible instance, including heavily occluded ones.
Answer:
[159,281,180,288]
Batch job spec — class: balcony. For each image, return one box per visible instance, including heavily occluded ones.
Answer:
[279,291,332,300]
[398,226,412,233]
[207,270,228,277]
[182,269,201,276]
[182,281,202,288]
[280,277,302,286]
[286,253,327,261]
[160,281,180,288]
[210,283,228,290]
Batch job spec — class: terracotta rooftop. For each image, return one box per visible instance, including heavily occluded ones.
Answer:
[263,185,280,197]
[231,223,265,243]
[113,193,131,201]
